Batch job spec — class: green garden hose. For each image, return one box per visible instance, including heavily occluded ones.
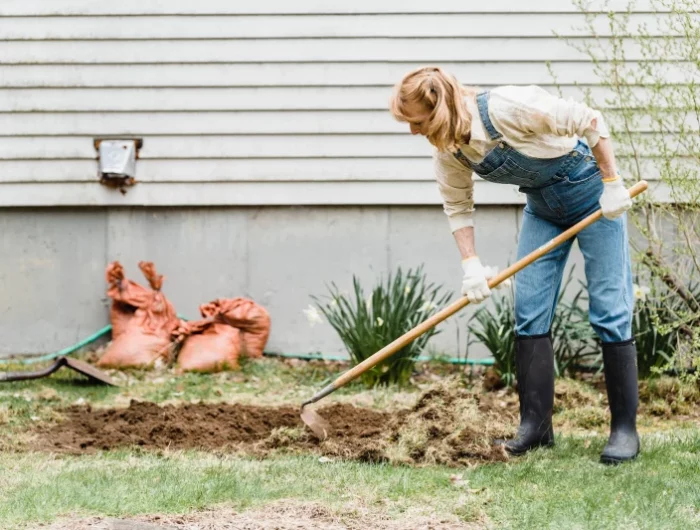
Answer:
[0,324,494,366]
[0,325,112,365]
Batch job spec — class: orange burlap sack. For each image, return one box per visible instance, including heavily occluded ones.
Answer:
[173,319,242,373]
[106,262,152,340]
[201,298,271,358]
[97,261,179,369]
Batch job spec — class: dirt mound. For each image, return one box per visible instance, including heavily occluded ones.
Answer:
[37,401,389,456]
[34,380,515,466]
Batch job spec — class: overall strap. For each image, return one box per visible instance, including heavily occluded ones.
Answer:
[452,91,503,169]
[476,91,502,141]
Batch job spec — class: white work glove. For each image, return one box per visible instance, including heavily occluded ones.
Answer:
[599,176,632,220]
[461,257,493,304]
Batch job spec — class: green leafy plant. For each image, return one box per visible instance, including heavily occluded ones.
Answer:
[633,296,675,378]
[632,279,700,378]
[468,268,598,386]
[468,288,516,387]
[313,266,452,387]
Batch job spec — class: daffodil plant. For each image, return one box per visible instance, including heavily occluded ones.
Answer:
[311,266,452,387]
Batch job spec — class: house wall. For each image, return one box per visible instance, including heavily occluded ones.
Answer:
[0,1,662,355]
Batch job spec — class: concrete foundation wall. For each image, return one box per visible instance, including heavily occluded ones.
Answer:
[0,205,591,358]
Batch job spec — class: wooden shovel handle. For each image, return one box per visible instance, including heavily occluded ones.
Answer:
[329,180,648,390]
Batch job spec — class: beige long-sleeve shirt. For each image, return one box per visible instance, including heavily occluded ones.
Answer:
[436,85,610,232]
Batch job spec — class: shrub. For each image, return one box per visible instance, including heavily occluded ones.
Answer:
[632,285,675,378]
[557,0,700,379]
[313,266,452,387]
[632,279,700,378]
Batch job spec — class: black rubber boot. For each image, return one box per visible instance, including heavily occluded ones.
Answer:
[600,339,640,465]
[502,334,555,456]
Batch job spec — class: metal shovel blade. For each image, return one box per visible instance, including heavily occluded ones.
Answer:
[63,357,117,386]
[300,406,331,441]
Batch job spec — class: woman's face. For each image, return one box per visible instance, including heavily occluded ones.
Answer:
[402,100,432,137]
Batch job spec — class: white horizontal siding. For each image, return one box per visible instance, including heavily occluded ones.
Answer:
[2,158,431,182]
[1,14,687,40]
[0,86,659,112]
[4,110,692,136]
[0,1,660,16]
[0,180,674,208]
[0,39,658,64]
[1,62,695,88]
[0,133,682,161]
[0,0,685,207]
[1,111,410,135]
[0,157,685,184]
[0,180,522,207]
[1,134,435,159]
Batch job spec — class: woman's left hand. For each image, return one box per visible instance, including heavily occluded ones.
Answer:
[599,176,632,220]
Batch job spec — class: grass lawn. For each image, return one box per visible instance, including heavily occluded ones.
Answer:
[0,356,698,529]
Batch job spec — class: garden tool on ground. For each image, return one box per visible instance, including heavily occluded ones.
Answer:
[300,180,649,440]
[0,356,117,386]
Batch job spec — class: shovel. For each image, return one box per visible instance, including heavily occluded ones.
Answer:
[0,356,117,386]
[301,180,649,439]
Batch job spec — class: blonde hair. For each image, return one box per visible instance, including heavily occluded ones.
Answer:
[390,66,474,152]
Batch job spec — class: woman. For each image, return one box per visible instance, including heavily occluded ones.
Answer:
[390,66,639,464]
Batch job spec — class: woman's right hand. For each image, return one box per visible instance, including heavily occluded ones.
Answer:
[599,175,632,219]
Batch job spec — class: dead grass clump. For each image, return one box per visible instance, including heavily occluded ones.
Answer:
[266,426,308,448]
[385,379,513,466]
[639,377,700,403]
[638,377,700,419]
[0,406,10,426]
[555,405,607,430]
[554,379,602,413]
[646,400,673,418]
[321,439,389,464]
[37,387,60,402]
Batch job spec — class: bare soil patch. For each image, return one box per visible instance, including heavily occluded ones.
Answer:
[34,380,514,466]
[36,500,483,529]
[30,377,700,465]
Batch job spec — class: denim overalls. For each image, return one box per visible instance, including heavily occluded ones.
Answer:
[454,92,633,343]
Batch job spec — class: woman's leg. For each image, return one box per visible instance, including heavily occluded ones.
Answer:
[577,213,639,464]
[505,208,572,455]
[515,208,573,337]
[577,214,633,342]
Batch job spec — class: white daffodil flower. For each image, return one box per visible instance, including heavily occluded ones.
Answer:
[303,305,324,327]
[633,284,651,301]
